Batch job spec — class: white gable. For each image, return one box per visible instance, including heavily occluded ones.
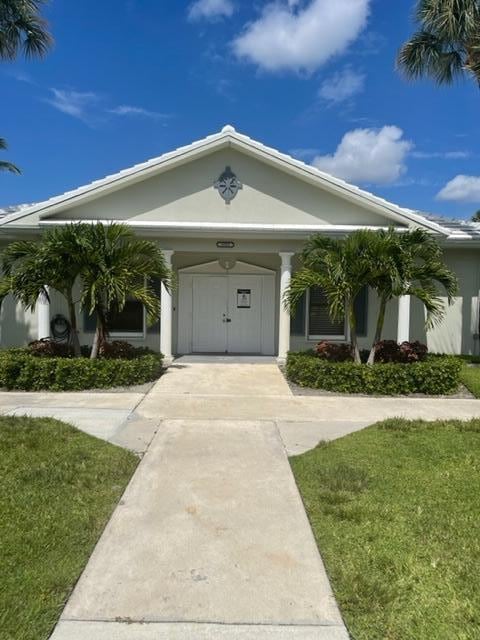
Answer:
[0,126,448,236]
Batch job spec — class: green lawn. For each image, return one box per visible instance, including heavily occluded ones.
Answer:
[460,364,480,398]
[290,419,480,640]
[0,416,138,640]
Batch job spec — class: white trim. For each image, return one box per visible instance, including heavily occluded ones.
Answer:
[179,259,276,275]
[397,295,411,343]
[37,287,50,340]
[0,126,449,236]
[38,220,397,232]
[160,249,174,362]
[177,269,275,356]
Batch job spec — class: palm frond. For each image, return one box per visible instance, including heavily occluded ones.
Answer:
[397,30,464,83]
[399,0,480,85]
[0,160,20,174]
[0,0,53,60]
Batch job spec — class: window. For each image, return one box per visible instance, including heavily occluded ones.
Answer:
[110,300,144,335]
[290,285,368,340]
[83,300,145,336]
[308,287,345,338]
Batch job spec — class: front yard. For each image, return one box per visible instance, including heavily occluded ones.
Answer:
[459,362,480,398]
[290,418,480,640]
[0,416,138,640]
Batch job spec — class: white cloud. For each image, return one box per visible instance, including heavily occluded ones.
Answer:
[437,175,480,202]
[319,67,365,104]
[46,88,99,120]
[312,126,413,185]
[188,0,235,21]
[108,105,168,119]
[412,150,471,160]
[232,0,370,73]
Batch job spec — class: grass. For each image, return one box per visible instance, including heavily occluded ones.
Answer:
[0,416,138,640]
[290,419,480,640]
[459,364,480,398]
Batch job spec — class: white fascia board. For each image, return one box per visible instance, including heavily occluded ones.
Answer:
[38,219,396,234]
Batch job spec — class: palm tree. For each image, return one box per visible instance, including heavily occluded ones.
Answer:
[1,227,84,355]
[0,0,52,60]
[1,2,52,176]
[0,138,20,174]
[398,0,480,85]
[365,228,458,364]
[78,223,172,359]
[286,232,376,364]
[1,223,172,359]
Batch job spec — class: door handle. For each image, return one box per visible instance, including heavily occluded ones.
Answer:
[223,318,232,323]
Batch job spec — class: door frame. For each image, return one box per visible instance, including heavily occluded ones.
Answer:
[177,260,276,355]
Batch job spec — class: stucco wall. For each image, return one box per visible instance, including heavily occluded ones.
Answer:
[47,149,401,228]
[0,295,37,347]
[417,249,479,355]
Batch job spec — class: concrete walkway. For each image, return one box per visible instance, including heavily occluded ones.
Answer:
[49,362,350,639]
[4,359,480,639]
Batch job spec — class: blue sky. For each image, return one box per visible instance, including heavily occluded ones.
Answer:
[1,0,479,219]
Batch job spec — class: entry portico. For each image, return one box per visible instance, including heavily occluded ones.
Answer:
[0,125,478,358]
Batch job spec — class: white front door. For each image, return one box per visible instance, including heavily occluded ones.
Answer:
[227,275,262,354]
[192,276,228,352]
[191,275,265,354]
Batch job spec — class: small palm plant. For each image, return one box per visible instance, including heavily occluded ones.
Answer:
[287,233,375,363]
[365,228,458,364]
[287,228,458,365]
[1,223,172,359]
[78,223,172,359]
[398,0,480,85]
[1,225,90,355]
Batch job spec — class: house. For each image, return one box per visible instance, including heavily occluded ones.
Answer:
[1,125,479,362]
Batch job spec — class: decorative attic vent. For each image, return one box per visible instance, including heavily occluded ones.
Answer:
[214,166,242,204]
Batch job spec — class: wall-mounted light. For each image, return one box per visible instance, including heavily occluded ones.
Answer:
[219,259,237,271]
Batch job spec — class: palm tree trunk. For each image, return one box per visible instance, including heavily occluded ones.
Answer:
[367,296,387,365]
[66,292,81,357]
[348,299,361,364]
[90,310,107,360]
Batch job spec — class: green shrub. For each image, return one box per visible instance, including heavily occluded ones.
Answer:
[286,352,462,396]
[0,350,163,391]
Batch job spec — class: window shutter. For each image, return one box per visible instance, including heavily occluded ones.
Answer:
[83,310,97,333]
[147,277,162,334]
[308,287,344,336]
[354,286,368,337]
[291,292,306,336]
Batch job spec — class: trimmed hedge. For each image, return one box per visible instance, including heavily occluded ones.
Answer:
[0,350,163,391]
[286,351,462,396]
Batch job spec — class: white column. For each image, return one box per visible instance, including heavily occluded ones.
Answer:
[397,295,411,343]
[277,252,294,363]
[37,286,50,340]
[160,250,174,364]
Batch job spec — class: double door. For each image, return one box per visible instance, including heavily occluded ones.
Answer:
[192,275,263,354]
